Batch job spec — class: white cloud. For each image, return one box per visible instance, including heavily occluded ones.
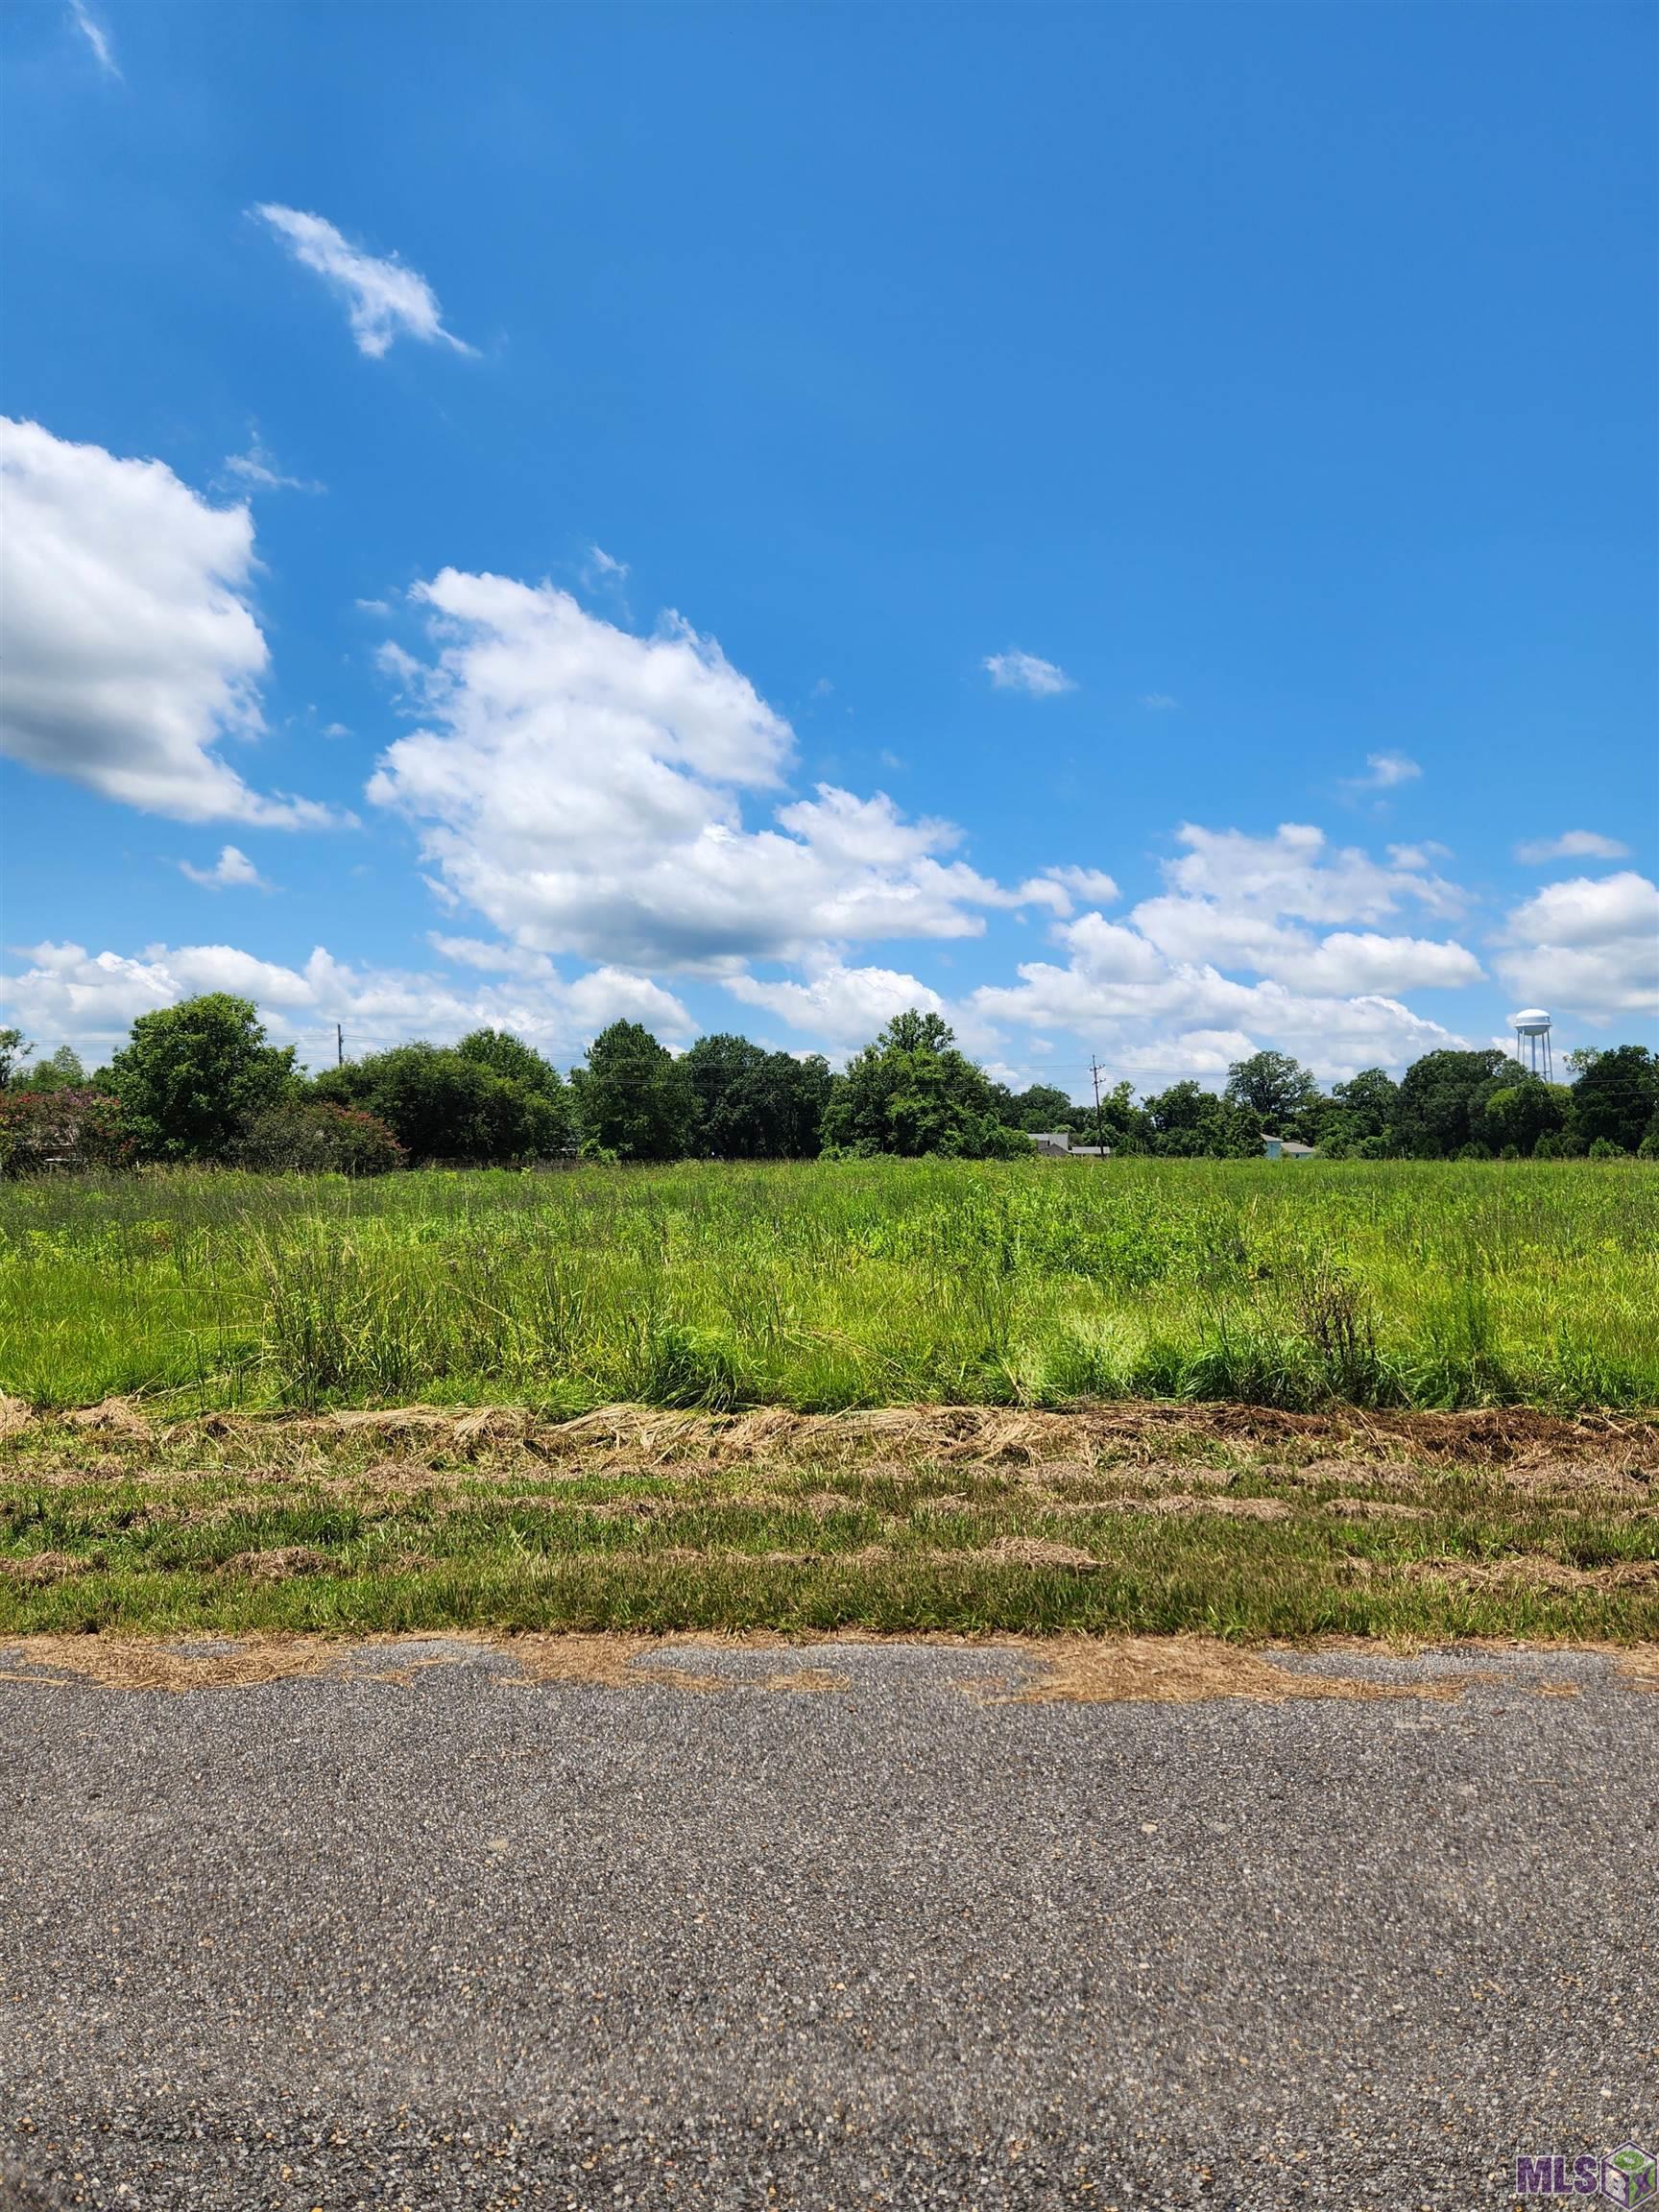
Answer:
[983,650,1075,698]
[583,544,629,586]
[1139,693,1178,711]
[251,205,474,360]
[1514,830,1632,865]
[0,940,691,1066]
[68,0,118,75]
[367,569,1038,972]
[180,845,269,891]
[0,419,341,828]
[1495,872,1659,1024]
[1043,865,1121,909]
[962,821,1480,1079]
[216,431,323,495]
[725,961,945,1053]
[1346,751,1422,791]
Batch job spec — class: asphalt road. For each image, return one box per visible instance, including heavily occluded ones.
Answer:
[1,1640,1653,2211]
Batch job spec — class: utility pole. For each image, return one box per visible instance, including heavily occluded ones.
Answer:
[336,1022,344,1069]
[1090,1057,1106,1157]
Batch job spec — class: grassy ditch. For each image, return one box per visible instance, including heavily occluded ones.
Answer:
[3,1400,1654,1643]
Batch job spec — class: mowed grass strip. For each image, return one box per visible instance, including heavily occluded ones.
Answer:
[4,1402,1654,1642]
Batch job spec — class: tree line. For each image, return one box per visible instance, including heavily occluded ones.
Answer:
[1,998,1655,1173]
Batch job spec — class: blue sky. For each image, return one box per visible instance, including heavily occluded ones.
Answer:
[2,0,1654,1093]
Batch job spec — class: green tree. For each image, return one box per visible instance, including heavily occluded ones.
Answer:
[1141,1080,1264,1158]
[683,1034,831,1158]
[1393,1049,1526,1160]
[108,995,297,1161]
[1306,1067,1400,1158]
[0,1029,32,1089]
[1224,1050,1319,1133]
[1567,1046,1659,1155]
[25,1045,86,1094]
[820,1010,1026,1158]
[455,1028,574,1149]
[1481,1080,1568,1156]
[570,1022,698,1162]
[314,1043,565,1164]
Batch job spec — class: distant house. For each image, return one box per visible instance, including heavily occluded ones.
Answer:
[1262,1135,1317,1160]
[1028,1130,1111,1159]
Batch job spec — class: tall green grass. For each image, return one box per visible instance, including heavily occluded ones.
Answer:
[0,1156,1654,1413]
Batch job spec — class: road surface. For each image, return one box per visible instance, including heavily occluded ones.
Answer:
[2,1638,1653,2209]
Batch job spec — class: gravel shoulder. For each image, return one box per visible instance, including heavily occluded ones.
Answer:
[2,1635,1656,2210]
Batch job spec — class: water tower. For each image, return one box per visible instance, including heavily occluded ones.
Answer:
[1512,1008,1552,1080]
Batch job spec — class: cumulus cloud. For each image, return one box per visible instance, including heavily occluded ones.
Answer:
[983,649,1075,697]
[1043,865,1121,908]
[251,205,474,360]
[0,419,340,828]
[0,940,691,1065]
[68,0,118,75]
[725,961,946,1052]
[1514,830,1632,865]
[963,822,1481,1079]
[179,845,269,891]
[367,570,1037,972]
[1495,872,1659,1023]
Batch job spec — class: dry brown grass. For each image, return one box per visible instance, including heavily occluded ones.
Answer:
[4,1629,1656,1704]
[17,1395,1659,1471]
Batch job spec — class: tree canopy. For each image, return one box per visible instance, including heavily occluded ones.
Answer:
[571,1022,698,1162]
[108,995,298,1162]
[1224,1050,1319,1131]
[682,1034,831,1159]
[819,1011,1027,1159]
[3,990,1655,1175]
[314,1041,569,1164]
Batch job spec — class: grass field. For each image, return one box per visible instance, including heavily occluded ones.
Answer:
[1,1156,1655,1416]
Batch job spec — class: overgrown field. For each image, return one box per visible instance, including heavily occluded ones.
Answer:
[0,1156,1655,1416]
[2,1401,1654,1641]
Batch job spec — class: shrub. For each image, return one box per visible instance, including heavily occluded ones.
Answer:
[233,1101,406,1175]
[0,1089,135,1176]
[1587,1137,1626,1162]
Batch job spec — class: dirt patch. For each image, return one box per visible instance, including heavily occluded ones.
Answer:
[0,1396,33,1441]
